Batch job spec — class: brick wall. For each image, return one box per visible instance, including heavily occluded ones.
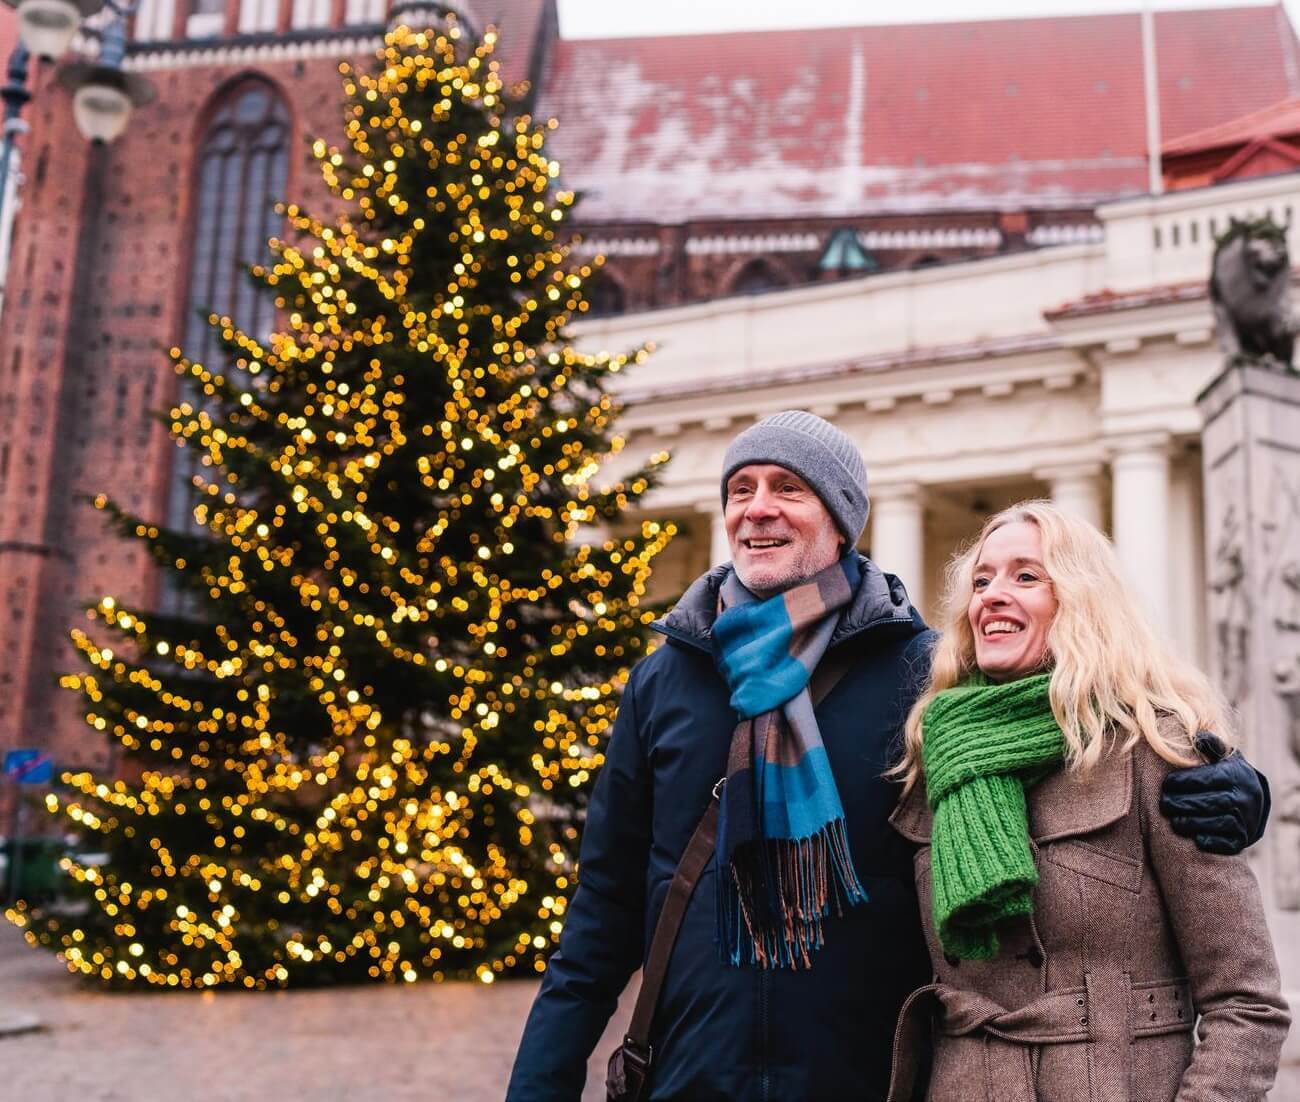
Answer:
[0,54,348,773]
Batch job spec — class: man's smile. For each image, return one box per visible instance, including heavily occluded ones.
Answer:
[741,536,792,551]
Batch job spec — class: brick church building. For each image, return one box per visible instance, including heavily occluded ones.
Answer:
[2,0,1300,773]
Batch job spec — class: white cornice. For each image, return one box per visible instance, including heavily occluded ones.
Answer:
[1049,292,1214,352]
[1100,172,1300,221]
[684,233,820,255]
[615,341,1093,435]
[124,30,384,70]
[570,238,661,258]
[860,227,1002,249]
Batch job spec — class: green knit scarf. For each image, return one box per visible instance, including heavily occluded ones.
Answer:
[921,672,1065,960]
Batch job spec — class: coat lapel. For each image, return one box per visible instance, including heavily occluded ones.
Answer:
[888,778,933,844]
[888,748,1133,846]
[1027,748,1132,842]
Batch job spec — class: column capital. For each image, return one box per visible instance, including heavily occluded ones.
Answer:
[1039,463,1105,530]
[1033,461,1105,484]
[1104,431,1173,462]
[870,480,925,505]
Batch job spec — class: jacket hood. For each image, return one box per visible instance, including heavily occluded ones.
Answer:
[653,552,922,651]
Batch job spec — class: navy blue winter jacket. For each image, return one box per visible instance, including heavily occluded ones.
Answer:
[507,556,937,1102]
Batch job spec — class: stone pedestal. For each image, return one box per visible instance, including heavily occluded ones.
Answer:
[1197,364,1300,1070]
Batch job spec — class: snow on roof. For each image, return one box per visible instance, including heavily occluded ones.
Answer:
[539,5,1300,223]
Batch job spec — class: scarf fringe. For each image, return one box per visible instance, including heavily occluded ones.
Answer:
[719,819,868,969]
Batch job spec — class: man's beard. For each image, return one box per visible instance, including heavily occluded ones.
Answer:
[734,533,843,596]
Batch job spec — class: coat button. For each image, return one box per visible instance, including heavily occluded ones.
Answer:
[1025,947,1044,968]
[944,953,961,968]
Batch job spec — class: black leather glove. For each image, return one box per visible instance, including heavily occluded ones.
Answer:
[1158,733,1271,855]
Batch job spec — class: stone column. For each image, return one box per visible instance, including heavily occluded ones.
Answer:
[1167,461,1207,665]
[1198,365,1300,1046]
[869,482,925,611]
[706,505,731,568]
[1038,463,1104,530]
[1109,434,1172,637]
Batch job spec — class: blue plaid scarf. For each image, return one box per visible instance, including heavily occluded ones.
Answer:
[713,555,868,969]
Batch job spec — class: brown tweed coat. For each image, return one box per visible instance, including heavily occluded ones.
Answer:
[887,733,1290,1102]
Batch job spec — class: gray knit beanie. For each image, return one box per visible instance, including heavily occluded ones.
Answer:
[720,410,869,546]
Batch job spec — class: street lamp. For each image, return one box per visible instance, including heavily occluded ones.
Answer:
[3,0,104,62]
[0,0,152,312]
[57,16,154,143]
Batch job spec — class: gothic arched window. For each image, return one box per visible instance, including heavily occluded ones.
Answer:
[729,257,789,297]
[585,272,627,318]
[183,80,290,368]
[166,79,290,545]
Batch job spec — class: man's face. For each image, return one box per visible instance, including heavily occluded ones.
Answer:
[724,464,845,595]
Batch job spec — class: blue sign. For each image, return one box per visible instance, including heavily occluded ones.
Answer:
[3,750,53,785]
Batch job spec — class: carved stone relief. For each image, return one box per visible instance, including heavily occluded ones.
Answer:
[1275,657,1300,909]
[1199,366,1300,918]
[1264,462,1300,910]
[1209,502,1250,712]
[1265,465,1300,639]
[1278,561,1300,633]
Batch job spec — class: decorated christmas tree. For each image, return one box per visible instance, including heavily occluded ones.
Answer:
[7,18,673,989]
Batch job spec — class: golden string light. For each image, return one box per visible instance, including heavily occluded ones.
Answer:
[7,19,673,990]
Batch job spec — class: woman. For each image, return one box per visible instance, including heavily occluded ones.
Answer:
[886,501,1289,1102]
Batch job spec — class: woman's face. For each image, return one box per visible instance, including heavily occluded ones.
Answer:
[967,521,1057,682]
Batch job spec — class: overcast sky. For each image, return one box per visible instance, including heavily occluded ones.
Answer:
[555,0,1300,37]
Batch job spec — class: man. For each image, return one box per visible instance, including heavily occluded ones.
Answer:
[506,410,1266,1101]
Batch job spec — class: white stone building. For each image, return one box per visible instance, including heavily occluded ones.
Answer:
[583,171,1300,682]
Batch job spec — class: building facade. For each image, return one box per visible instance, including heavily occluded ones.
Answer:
[1,0,1298,772]
[597,169,1300,657]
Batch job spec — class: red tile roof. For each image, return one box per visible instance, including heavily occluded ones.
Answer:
[1163,95,1300,155]
[540,5,1300,223]
[478,0,553,89]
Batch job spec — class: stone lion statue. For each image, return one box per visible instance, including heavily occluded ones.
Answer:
[1209,215,1298,372]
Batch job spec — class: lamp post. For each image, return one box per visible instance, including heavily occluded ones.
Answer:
[57,14,153,143]
[0,0,108,207]
[4,0,104,62]
[0,44,31,268]
[0,0,152,311]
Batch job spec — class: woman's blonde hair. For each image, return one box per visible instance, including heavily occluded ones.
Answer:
[892,500,1232,792]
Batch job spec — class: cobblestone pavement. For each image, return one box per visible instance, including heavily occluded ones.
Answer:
[6,922,1298,1100]
[0,922,633,1101]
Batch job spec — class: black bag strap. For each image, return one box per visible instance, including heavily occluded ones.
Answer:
[620,645,858,1060]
